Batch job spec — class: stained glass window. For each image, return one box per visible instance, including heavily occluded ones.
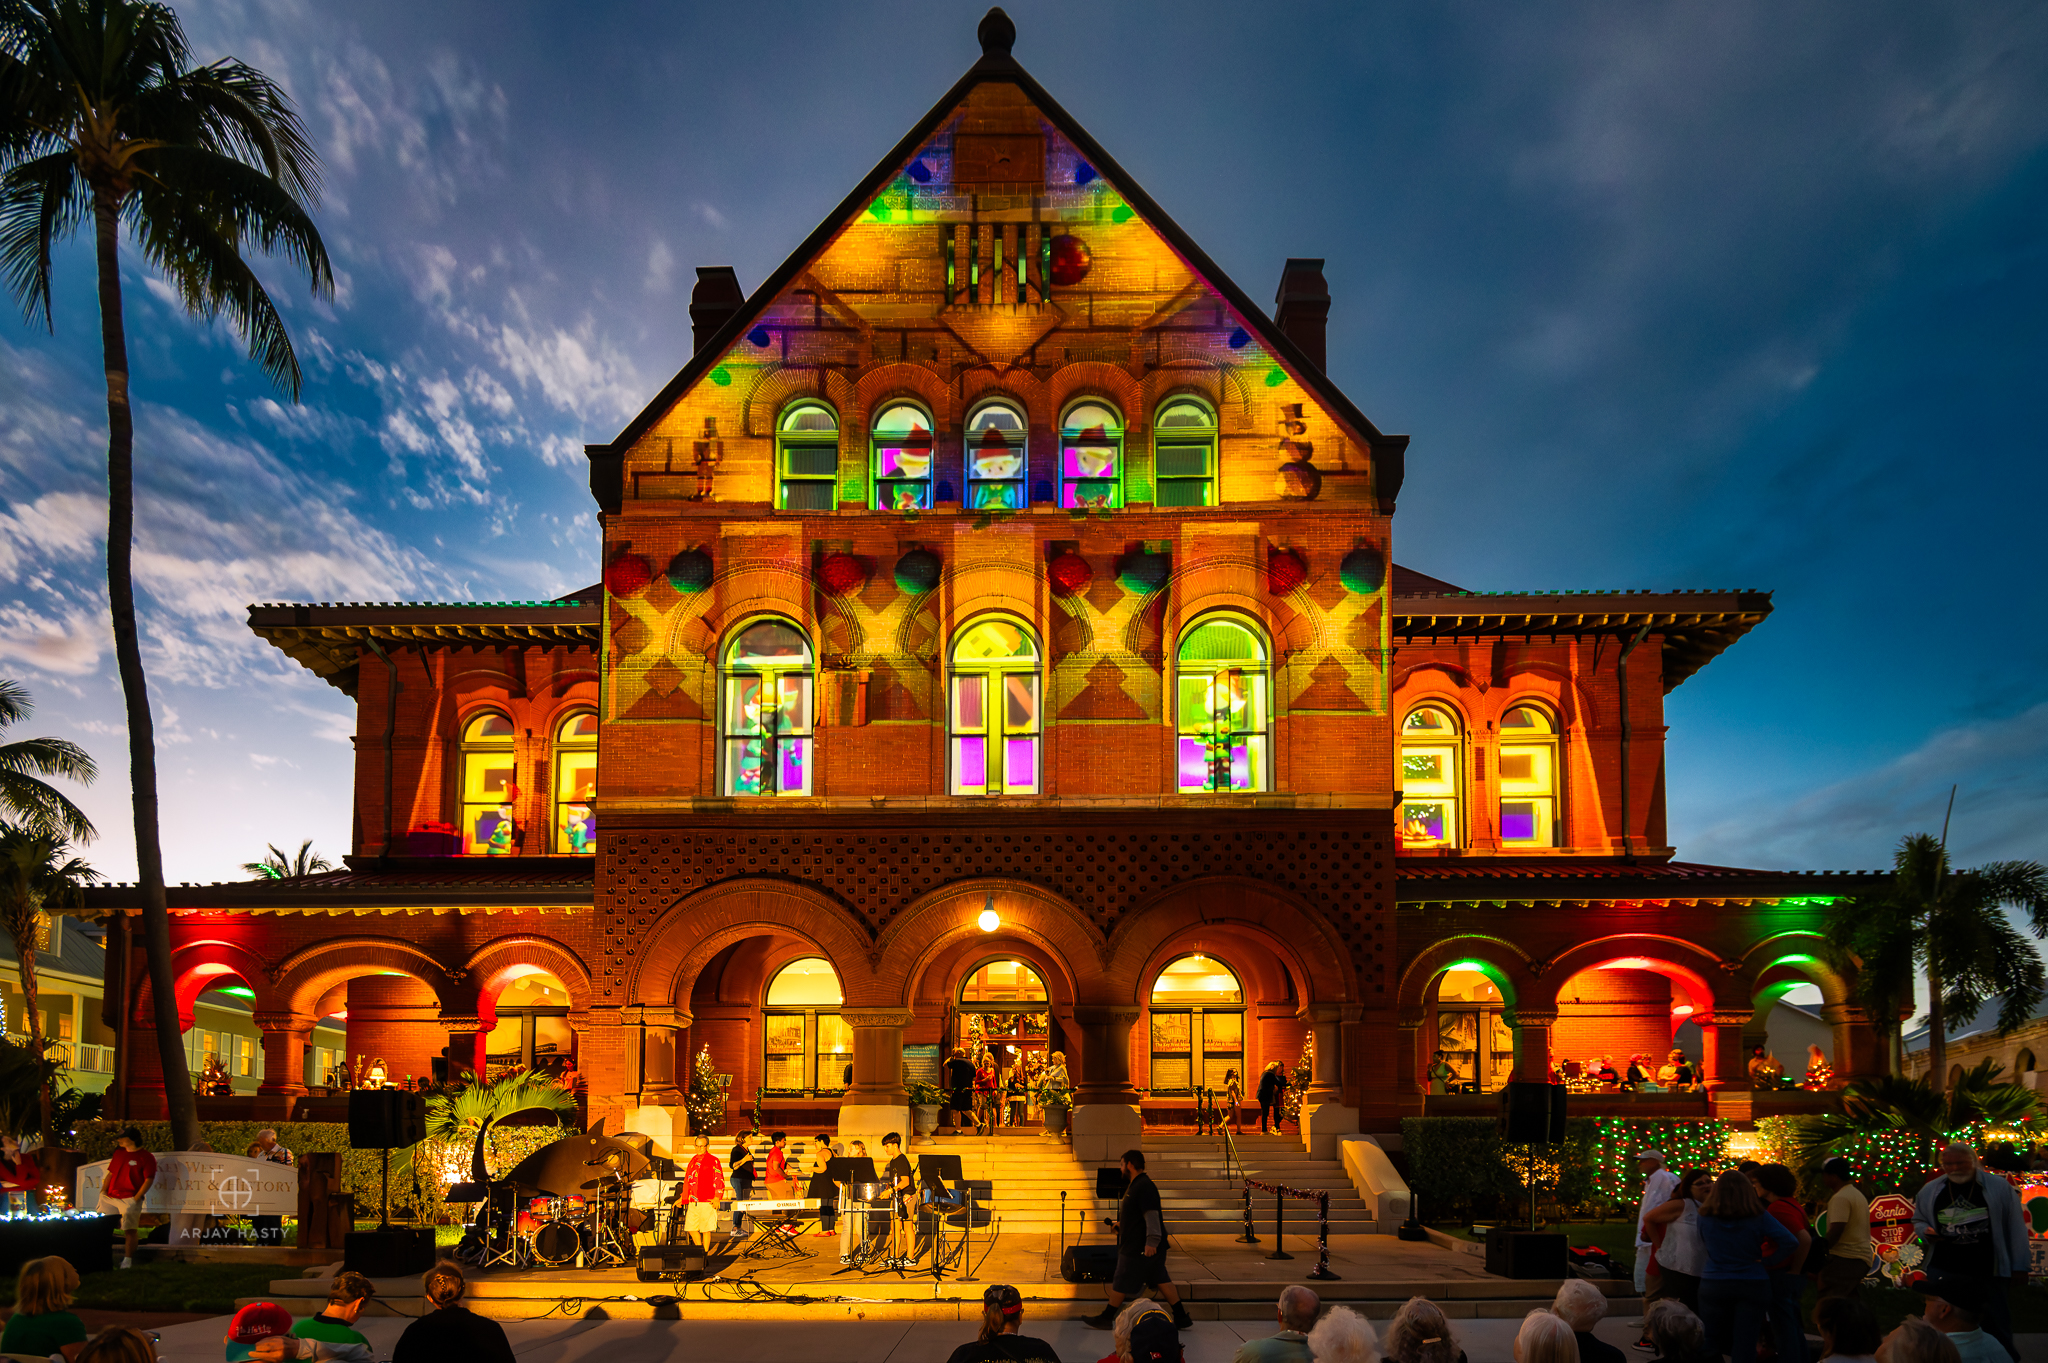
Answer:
[1401,706,1461,848]
[1498,704,1558,847]
[965,398,1027,511]
[1153,398,1216,507]
[778,402,839,510]
[1060,400,1122,509]
[461,712,517,855]
[1175,618,1269,793]
[950,619,1040,795]
[722,620,814,796]
[552,711,597,855]
[872,401,935,511]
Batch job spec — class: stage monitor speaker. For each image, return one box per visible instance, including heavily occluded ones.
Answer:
[1497,1081,1567,1144]
[637,1245,706,1282]
[1095,1166,1127,1199]
[343,1228,434,1277]
[1484,1227,1567,1279]
[349,1089,427,1148]
[1061,1243,1119,1283]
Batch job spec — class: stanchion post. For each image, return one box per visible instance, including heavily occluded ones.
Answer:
[960,1185,978,1283]
[1267,1186,1294,1261]
[1238,1180,1258,1244]
[1307,1191,1338,1280]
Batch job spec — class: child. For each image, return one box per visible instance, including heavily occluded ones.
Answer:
[290,1271,376,1351]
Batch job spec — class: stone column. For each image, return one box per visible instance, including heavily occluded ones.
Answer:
[1704,1011,1755,1121]
[1508,1010,1556,1082]
[1070,1006,1143,1163]
[624,1009,688,1157]
[253,1012,316,1119]
[1298,1004,1360,1158]
[839,1009,915,1153]
[1820,1003,1882,1082]
[440,1015,487,1082]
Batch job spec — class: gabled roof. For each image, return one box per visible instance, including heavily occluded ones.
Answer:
[80,862,594,916]
[1397,858,1885,905]
[591,9,1407,505]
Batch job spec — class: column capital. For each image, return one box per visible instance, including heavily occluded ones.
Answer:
[1706,1012,1754,1028]
[437,1015,488,1035]
[1297,1003,1350,1024]
[1071,1005,1141,1026]
[1505,1010,1557,1029]
[843,1009,917,1029]
[618,1006,692,1029]
[250,1012,318,1031]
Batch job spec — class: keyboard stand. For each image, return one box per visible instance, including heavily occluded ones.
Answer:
[737,1211,809,1262]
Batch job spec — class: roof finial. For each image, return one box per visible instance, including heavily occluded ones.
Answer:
[979,7,1016,57]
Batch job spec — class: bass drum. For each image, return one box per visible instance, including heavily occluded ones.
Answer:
[533,1220,587,1266]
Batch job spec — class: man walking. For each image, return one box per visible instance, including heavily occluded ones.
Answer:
[1082,1149,1193,1333]
[1632,1149,1677,1309]
[1913,1142,2026,1363]
[1816,1157,1872,1304]
[943,1048,977,1132]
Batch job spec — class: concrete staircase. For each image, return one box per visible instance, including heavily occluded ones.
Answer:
[1139,1132,1379,1237]
[924,1132,1097,1234]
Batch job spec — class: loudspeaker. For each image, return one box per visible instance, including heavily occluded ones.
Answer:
[1095,1166,1128,1199]
[1498,1081,1567,1143]
[343,1228,435,1277]
[1484,1227,1567,1279]
[637,1245,706,1282]
[1061,1244,1119,1282]
[349,1089,427,1148]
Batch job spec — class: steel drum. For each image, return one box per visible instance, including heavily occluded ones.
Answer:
[851,1181,893,1201]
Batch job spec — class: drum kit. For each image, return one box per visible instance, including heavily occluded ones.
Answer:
[451,1126,652,1271]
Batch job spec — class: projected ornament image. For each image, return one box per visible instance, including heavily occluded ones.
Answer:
[1048,233,1091,286]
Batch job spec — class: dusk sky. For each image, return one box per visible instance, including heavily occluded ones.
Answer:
[1,0,2043,885]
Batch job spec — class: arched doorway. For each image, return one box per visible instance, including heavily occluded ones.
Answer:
[1552,957,1710,1086]
[481,967,575,1081]
[1428,964,1516,1094]
[1145,953,1246,1098]
[957,958,1051,1125]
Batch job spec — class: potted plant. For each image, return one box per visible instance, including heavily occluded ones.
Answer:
[1035,1073,1074,1137]
[907,1081,945,1138]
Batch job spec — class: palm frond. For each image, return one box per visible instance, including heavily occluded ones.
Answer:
[137,59,322,204]
[0,149,84,329]
[424,1068,577,1143]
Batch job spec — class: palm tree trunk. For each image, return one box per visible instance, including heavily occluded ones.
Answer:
[19,933,46,1138]
[92,185,199,1150]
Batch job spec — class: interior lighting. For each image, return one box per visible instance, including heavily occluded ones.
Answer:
[1671,1005,1694,1016]
[1599,957,1656,971]
[978,895,999,933]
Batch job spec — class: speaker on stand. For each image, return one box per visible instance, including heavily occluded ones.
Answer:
[343,1089,434,1278]
[1492,1080,1568,1274]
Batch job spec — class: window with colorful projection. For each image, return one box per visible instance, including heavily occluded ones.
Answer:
[1175,617,1269,793]
[965,398,1027,511]
[1400,706,1461,848]
[1060,400,1122,509]
[722,620,814,796]
[1498,704,1558,847]
[461,712,517,855]
[777,402,840,510]
[872,401,935,510]
[1153,398,1216,507]
[552,711,597,854]
[949,618,1040,795]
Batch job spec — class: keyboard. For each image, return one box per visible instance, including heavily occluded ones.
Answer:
[730,1198,821,1212]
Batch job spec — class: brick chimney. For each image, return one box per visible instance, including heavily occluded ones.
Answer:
[1273,258,1329,371]
[690,267,745,352]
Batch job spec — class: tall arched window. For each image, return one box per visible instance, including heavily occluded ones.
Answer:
[777,402,840,510]
[1434,966,1512,1093]
[1400,706,1462,848]
[1498,704,1558,847]
[1060,400,1122,508]
[1148,954,1244,1096]
[949,619,1041,795]
[965,398,1027,511]
[721,620,814,796]
[2019,1048,2037,1075]
[763,957,847,1093]
[1153,397,1216,507]
[460,712,516,855]
[872,401,935,510]
[1175,617,1269,793]
[551,711,597,854]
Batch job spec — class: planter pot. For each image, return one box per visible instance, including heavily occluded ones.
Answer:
[1042,1106,1070,1136]
[912,1104,941,1137]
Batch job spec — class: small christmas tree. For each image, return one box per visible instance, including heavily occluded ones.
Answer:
[684,1045,731,1136]
[1282,1031,1314,1126]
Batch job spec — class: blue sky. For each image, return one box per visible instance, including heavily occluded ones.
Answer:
[0,0,2044,883]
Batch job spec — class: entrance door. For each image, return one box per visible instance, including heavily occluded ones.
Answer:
[957,959,1052,1125]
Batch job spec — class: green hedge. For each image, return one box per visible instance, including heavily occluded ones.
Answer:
[1399,1116,1598,1220]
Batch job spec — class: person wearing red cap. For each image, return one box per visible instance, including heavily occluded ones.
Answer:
[223,1301,372,1362]
[946,1283,1062,1363]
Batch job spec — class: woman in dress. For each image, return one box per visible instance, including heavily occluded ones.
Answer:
[1425,1051,1455,1096]
[807,1133,839,1238]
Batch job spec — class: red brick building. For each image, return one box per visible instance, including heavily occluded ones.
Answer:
[91,11,1883,1156]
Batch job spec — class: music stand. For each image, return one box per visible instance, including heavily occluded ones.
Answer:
[916,1154,969,1281]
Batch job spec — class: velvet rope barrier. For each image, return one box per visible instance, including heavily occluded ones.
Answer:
[1238,1178,1339,1280]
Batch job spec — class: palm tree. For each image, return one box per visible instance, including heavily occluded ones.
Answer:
[0,824,100,1133]
[0,0,330,1149]
[0,679,96,841]
[1826,833,2048,1090]
[424,1068,579,1146]
[242,839,331,881]
[1801,1059,2043,1170]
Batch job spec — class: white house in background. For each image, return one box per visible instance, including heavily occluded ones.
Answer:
[1904,994,2048,1091]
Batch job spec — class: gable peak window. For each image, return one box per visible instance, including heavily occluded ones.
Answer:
[1400,705,1462,848]
[965,398,1028,511]
[552,711,597,855]
[1175,617,1270,792]
[722,620,814,796]
[1059,400,1123,509]
[949,618,1041,795]
[872,401,936,510]
[1154,397,1216,508]
[1497,704,1558,847]
[777,402,839,510]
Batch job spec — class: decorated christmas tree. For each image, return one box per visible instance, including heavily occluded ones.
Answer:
[684,1044,731,1136]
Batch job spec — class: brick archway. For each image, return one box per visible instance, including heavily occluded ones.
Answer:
[143,940,283,1030]
[1105,877,1355,1006]
[879,878,1101,1009]
[1396,934,1537,1020]
[1535,935,1726,1014]
[271,937,465,1018]
[465,935,596,1013]
[630,878,878,1009]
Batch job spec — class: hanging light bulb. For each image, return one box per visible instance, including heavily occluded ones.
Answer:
[978,893,1000,933]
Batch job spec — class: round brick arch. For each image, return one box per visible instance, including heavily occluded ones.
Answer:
[464,935,595,1013]
[630,878,878,1010]
[1105,877,1354,1005]
[880,879,1103,1008]
[1396,934,1539,1020]
[271,937,466,1018]
[139,940,283,1029]
[1535,935,1729,1015]
[1738,931,1853,1008]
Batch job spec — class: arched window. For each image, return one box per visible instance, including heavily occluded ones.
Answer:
[871,401,935,511]
[1498,704,1558,848]
[460,712,517,855]
[764,957,848,1094]
[484,968,574,1079]
[2019,1048,2037,1075]
[1153,397,1216,507]
[1148,953,1244,1096]
[1175,617,1269,793]
[1433,967,1513,1093]
[965,398,1027,511]
[1059,400,1122,508]
[949,619,1041,795]
[721,620,814,796]
[960,959,1048,1006]
[777,402,840,510]
[1400,706,1462,848]
[956,960,1051,1112]
[551,711,597,854]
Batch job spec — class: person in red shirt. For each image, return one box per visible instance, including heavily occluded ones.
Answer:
[1753,1164,1812,1363]
[0,1133,41,1204]
[98,1127,156,1269]
[670,1135,726,1253]
[764,1131,792,1199]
